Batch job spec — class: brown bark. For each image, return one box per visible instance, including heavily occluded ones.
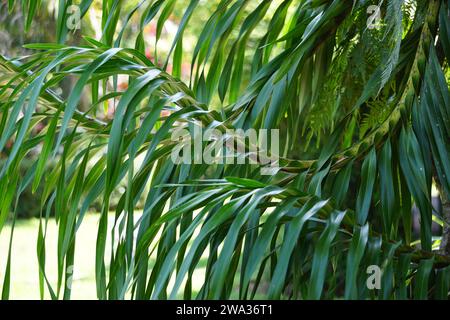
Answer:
[437,183,450,256]
[439,195,450,256]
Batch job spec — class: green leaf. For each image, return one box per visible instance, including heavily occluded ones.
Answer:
[356,148,377,225]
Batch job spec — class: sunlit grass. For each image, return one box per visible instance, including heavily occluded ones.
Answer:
[0,213,251,299]
[0,214,105,299]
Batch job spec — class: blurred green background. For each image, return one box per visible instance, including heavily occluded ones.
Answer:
[0,0,277,299]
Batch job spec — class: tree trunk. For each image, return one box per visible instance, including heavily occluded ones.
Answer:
[438,185,450,256]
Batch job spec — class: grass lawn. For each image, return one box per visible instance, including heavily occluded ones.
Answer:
[0,213,219,300]
[0,214,109,299]
[0,212,268,299]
